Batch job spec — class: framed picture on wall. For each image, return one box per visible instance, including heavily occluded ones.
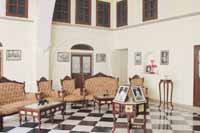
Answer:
[160,50,169,65]
[6,50,22,61]
[96,53,106,62]
[57,52,70,62]
[134,52,142,65]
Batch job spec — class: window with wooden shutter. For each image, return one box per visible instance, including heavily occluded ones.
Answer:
[143,0,158,21]
[6,0,28,18]
[96,0,110,27]
[76,0,91,25]
[53,0,71,23]
[117,0,127,27]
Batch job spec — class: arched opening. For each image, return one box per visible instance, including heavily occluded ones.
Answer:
[71,44,94,51]
[71,44,94,89]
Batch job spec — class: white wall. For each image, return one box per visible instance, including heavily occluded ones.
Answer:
[50,24,113,89]
[114,14,200,105]
[111,49,128,85]
[110,0,200,28]
[0,18,36,92]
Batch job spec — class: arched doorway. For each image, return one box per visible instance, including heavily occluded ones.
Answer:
[71,44,93,88]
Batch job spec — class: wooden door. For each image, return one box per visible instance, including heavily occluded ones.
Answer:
[71,54,92,89]
[194,46,200,106]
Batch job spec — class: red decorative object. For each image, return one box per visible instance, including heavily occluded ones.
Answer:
[146,60,157,74]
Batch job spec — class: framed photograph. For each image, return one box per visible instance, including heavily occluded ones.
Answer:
[6,50,21,61]
[96,53,106,62]
[114,85,129,102]
[134,52,142,65]
[160,50,169,65]
[57,52,70,62]
[131,86,146,103]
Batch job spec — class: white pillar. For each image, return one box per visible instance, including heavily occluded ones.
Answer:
[34,0,56,79]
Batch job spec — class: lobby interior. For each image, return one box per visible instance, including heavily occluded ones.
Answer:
[0,0,200,132]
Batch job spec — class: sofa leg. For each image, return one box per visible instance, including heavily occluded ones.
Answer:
[0,116,3,131]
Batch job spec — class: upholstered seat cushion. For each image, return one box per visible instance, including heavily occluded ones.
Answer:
[45,97,62,102]
[63,95,84,102]
[0,100,35,116]
[85,94,94,101]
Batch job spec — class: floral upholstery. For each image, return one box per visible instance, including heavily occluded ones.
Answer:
[37,77,61,102]
[61,76,84,103]
[62,79,76,95]
[84,73,119,101]
[0,100,34,116]
[0,83,25,105]
[0,77,36,130]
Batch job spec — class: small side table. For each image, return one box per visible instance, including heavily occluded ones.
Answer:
[94,95,114,113]
[159,79,173,109]
[112,101,146,133]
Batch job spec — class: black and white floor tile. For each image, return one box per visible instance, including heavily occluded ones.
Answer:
[1,102,200,133]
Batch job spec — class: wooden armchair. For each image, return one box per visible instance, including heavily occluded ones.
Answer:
[60,76,85,108]
[129,75,149,104]
[37,77,61,102]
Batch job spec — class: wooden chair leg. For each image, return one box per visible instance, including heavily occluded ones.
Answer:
[0,116,3,130]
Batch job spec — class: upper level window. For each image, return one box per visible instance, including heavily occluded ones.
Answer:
[143,0,157,21]
[53,0,71,23]
[76,0,91,25]
[117,0,127,27]
[6,0,28,18]
[96,0,110,27]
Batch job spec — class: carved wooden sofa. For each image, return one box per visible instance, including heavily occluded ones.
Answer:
[37,77,62,102]
[0,77,36,130]
[84,73,119,101]
[60,76,85,107]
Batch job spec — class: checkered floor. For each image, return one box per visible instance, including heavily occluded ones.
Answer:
[1,102,200,133]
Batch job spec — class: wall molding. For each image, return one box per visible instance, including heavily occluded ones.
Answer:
[0,16,34,23]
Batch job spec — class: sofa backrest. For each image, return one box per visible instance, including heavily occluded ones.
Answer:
[129,75,144,87]
[0,77,25,105]
[37,77,53,97]
[85,73,119,96]
[60,76,75,95]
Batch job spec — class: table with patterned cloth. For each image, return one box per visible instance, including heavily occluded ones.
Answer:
[112,100,147,133]
[19,101,66,129]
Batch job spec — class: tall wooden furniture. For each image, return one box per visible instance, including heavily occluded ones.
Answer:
[0,77,36,130]
[37,77,61,102]
[84,73,119,102]
[60,76,85,108]
[159,79,173,109]
[112,100,147,133]
[19,102,65,130]
[129,75,149,108]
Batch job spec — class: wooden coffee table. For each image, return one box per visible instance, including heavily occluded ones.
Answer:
[94,95,114,113]
[19,101,66,129]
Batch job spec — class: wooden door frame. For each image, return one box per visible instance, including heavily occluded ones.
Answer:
[71,53,93,77]
[194,45,200,106]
